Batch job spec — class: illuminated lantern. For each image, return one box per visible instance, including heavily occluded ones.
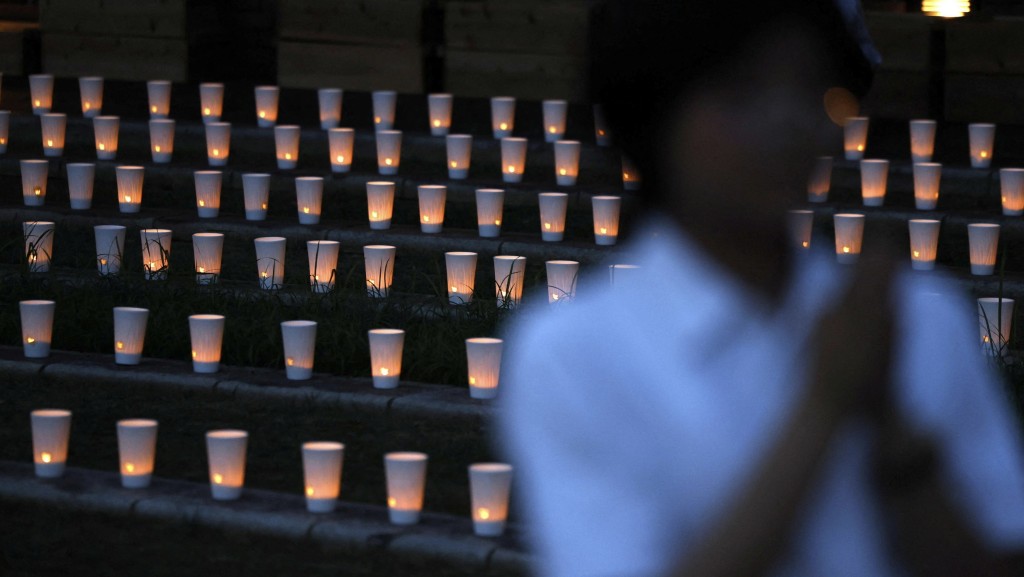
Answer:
[364,245,396,298]
[79,76,103,118]
[427,93,453,136]
[494,255,526,308]
[20,159,48,206]
[318,88,343,129]
[787,209,813,251]
[367,181,395,230]
[978,297,1013,355]
[968,123,995,168]
[369,328,405,389]
[295,176,324,225]
[205,121,231,166]
[807,156,832,203]
[476,188,505,238]
[446,134,472,179]
[546,260,579,304]
[307,240,340,293]
[94,225,126,276]
[968,223,999,275]
[194,170,222,218]
[859,159,889,207]
[189,314,225,373]
[40,113,66,157]
[116,165,145,214]
[328,128,354,173]
[93,116,120,160]
[833,213,865,264]
[31,409,71,478]
[147,80,171,119]
[554,140,580,186]
[446,251,477,305]
[501,137,527,183]
[140,228,171,281]
[113,306,149,365]
[491,97,515,138]
[843,116,868,160]
[1000,168,1024,216]
[254,85,279,127]
[23,221,54,273]
[205,429,248,500]
[242,172,270,220]
[912,162,942,210]
[274,124,300,169]
[376,129,402,175]
[468,463,513,537]
[592,195,622,245]
[372,90,397,131]
[199,82,224,124]
[0,110,9,154]
[384,452,428,525]
[29,74,54,115]
[254,236,286,290]
[149,119,175,163]
[281,320,317,380]
[192,232,224,285]
[418,184,446,233]
[908,219,940,271]
[542,99,568,142]
[593,104,611,146]
[19,300,55,358]
[465,338,502,399]
[922,0,971,18]
[302,441,345,513]
[621,154,641,190]
[538,192,568,242]
[116,419,158,489]
[909,119,937,163]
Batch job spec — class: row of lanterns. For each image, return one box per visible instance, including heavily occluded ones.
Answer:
[26,409,513,535]
[842,117,998,169]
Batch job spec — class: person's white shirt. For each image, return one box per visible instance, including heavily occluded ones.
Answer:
[498,216,1024,577]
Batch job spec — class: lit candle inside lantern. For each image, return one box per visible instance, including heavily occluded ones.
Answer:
[140,228,171,281]
[501,137,527,183]
[20,300,55,358]
[23,221,55,273]
[40,113,66,157]
[384,452,428,525]
[494,255,526,309]
[254,85,279,127]
[417,185,447,233]
[859,159,889,207]
[446,252,478,305]
[20,159,48,207]
[205,121,231,166]
[242,173,271,221]
[194,170,222,218]
[328,128,354,173]
[546,260,579,304]
[93,116,120,160]
[302,441,345,513]
[968,223,1000,276]
[912,162,942,210]
[281,320,317,380]
[372,90,397,131]
[787,209,814,250]
[94,225,126,276]
[189,314,225,373]
[622,155,641,190]
[113,306,149,365]
[206,429,248,500]
[116,419,158,488]
[466,338,502,399]
[491,97,515,138]
[364,245,396,298]
[593,104,612,146]
[295,176,324,225]
[909,119,937,163]
[428,93,453,136]
[318,88,343,129]
[116,166,145,213]
[542,99,568,143]
[554,140,581,186]
[807,156,832,203]
[592,195,622,246]
[369,328,405,389]
[147,80,172,119]
[978,297,1014,356]
[446,134,472,179]
[476,188,505,238]
[908,219,941,271]
[0,110,9,154]
[833,213,865,264]
[367,181,396,230]
[31,409,71,478]
[200,82,225,124]
[843,116,869,161]
[1001,168,1024,216]
[969,123,996,169]
[469,463,513,537]
[274,124,300,169]
[78,76,103,118]
[29,74,54,115]
[254,236,286,290]
[537,192,569,242]
[149,119,175,163]
[193,232,224,285]
[307,240,340,293]
[376,130,402,175]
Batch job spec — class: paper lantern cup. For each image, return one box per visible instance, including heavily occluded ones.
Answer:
[913,163,942,210]
[909,119,937,163]
[20,159,48,207]
[833,213,865,264]
[969,123,995,169]
[494,255,526,309]
[364,245,396,298]
[385,452,428,525]
[428,93,453,136]
[466,338,502,399]
[189,314,225,373]
[542,99,568,142]
[29,74,54,115]
[968,223,1000,276]
[554,140,580,186]
[469,463,513,537]
[23,221,55,273]
[328,128,354,173]
[593,104,612,146]
[116,165,145,214]
[859,159,889,207]
[93,116,119,160]
[255,236,286,290]
[369,328,405,389]
[592,196,622,246]
[978,298,1014,355]
[20,300,55,358]
[62,162,94,211]
[807,156,832,203]
[307,240,340,293]
[843,116,869,161]
[318,88,343,130]
[79,76,103,118]
[491,97,515,138]
[418,185,447,233]
[243,173,270,220]
[281,320,317,380]
[31,409,71,478]
[787,209,813,250]
[302,441,345,513]
[1000,168,1024,216]
[149,119,175,163]
[908,219,941,271]
[113,306,149,365]
[446,134,472,179]
[372,90,397,131]
[0,110,9,153]
[274,124,300,169]
[194,170,222,218]
[117,419,158,489]
[206,430,248,500]
[446,252,477,305]
[147,80,172,119]
[140,228,171,281]
[255,85,279,127]
[200,83,225,124]
[296,176,324,225]
[205,122,231,167]
[501,137,527,183]
[367,181,395,230]
[474,188,505,238]
[546,260,579,304]
[538,192,568,242]
[376,130,402,175]
[192,232,224,285]
[94,225,126,276]
[41,113,66,157]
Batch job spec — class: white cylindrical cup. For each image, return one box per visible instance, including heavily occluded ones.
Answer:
[376,129,402,175]
[494,255,526,309]
[29,74,54,115]
[787,209,813,251]
[116,165,145,214]
[318,88,343,129]
[546,260,579,304]
[476,188,505,238]
[621,155,641,190]
[206,430,247,500]
[843,116,869,161]
[446,134,472,179]
[969,123,996,169]
[372,90,397,131]
[274,124,300,169]
[909,119,937,163]
[446,252,477,305]
[200,83,225,124]
[538,192,568,242]
[542,99,568,142]
[20,300,55,358]
[328,128,354,173]
[913,163,942,210]
[908,219,940,271]
[1000,168,1024,216]
[554,140,580,186]
[491,97,515,138]
[859,159,889,207]
[418,185,446,233]
[149,119,175,163]
[807,156,832,203]
[307,240,340,293]
[31,409,71,478]
[296,176,324,225]
[194,170,222,218]
[255,236,286,290]
[93,116,119,160]
[978,298,1014,355]
[117,419,157,489]
[193,232,224,285]
[79,76,103,118]
[369,328,405,389]
[255,85,279,127]
[95,225,126,276]
[243,173,270,220]
[594,104,611,146]
[592,196,622,246]
[140,228,171,280]
[428,93,453,136]
[469,463,513,537]
[189,314,225,373]
[367,181,395,230]
[385,452,428,525]
[466,338,502,399]
[21,159,49,207]
[281,320,317,380]
[501,137,527,183]
[113,307,149,365]
[147,80,172,119]
[23,221,55,273]
[205,122,231,167]
[0,110,9,154]
[41,113,66,157]
[302,441,344,513]
[968,223,1000,276]
[833,213,865,264]
[364,245,396,298]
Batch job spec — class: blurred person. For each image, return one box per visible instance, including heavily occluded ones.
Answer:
[498,2,1024,577]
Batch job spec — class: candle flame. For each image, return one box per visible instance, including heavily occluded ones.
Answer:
[388,497,397,507]
[306,487,314,497]
[600,227,608,234]
[549,126,557,134]
[198,200,205,207]
[261,271,268,279]
[303,207,310,214]
[913,250,921,258]
[552,293,560,301]
[284,153,292,160]
[124,195,132,203]
[259,111,266,119]
[212,149,220,157]
[204,107,211,116]
[385,158,393,166]
[46,139,53,147]
[192,350,197,359]
[261,203,268,210]
[478,508,490,520]
[856,144,864,152]
[544,223,552,230]
[499,122,508,131]
[116,341,124,350]
[213,473,223,484]
[507,165,516,174]
[981,150,989,159]
[598,130,606,136]
[984,335,991,343]
[802,241,809,248]
[286,357,294,366]
[0,138,6,144]
[623,172,631,179]
[380,368,389,376]
[26,337,36,344]
[371,211,379,219]
[41,452,52,463]
[450,286,457,292]
[494,219,501,226]
[423,216,430,223]
[559,168,567,176]
[100,258,107,266]
[28,254,36,263]
[433,120,441,127]
[843,246,851,254]
[197,266,205,274]
[151,106,157,113]
[375,116,382,124]
[155,145,161,152]
[336,155,345,163]
[450,161,457,168]
[34,100,40,107]
[469,376,476,385]
[99,143,105,151]
[33,187,42,196]
[125,462,135,473]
